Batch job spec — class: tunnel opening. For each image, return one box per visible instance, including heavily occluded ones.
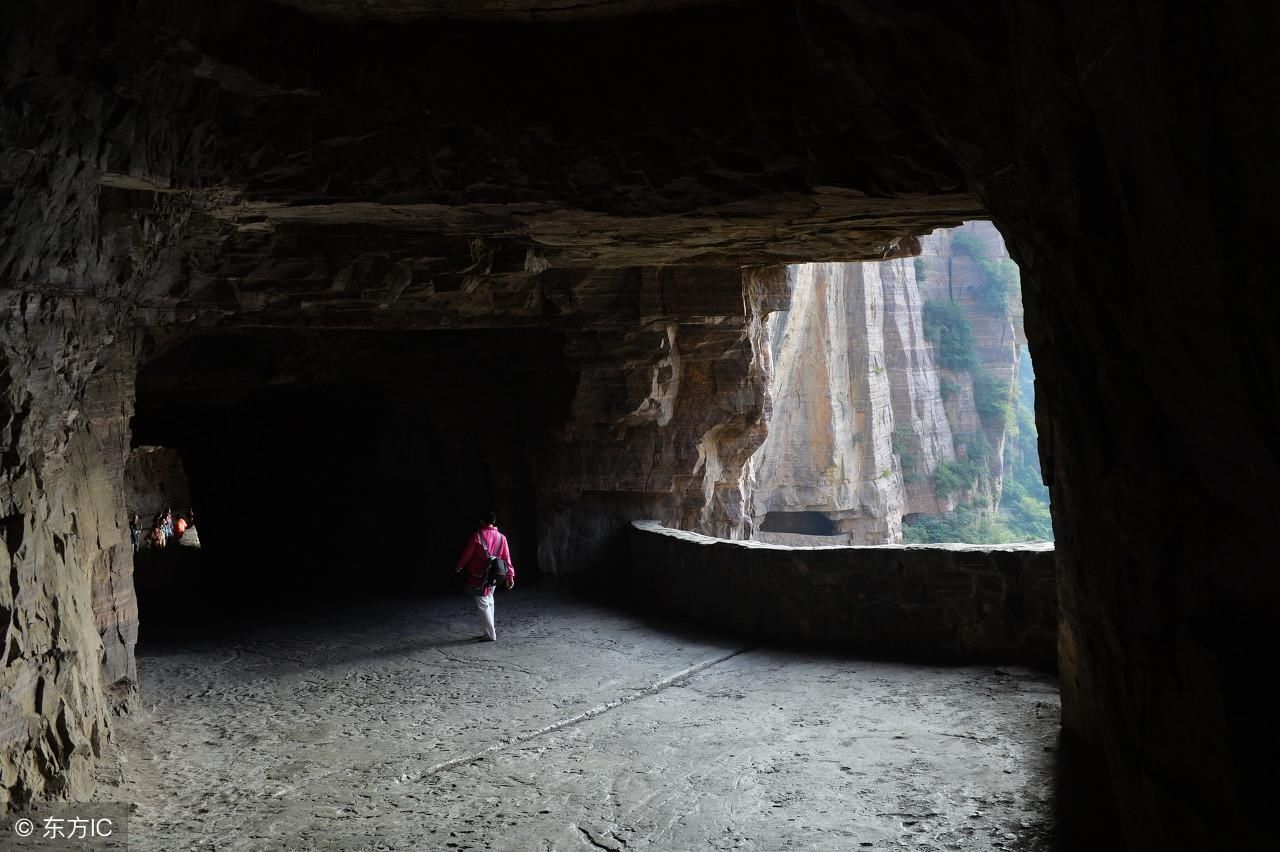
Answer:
[129,327,574,634]
[748,221,1053,547]
[758,510,838,536]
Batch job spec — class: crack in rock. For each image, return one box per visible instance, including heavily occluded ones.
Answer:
[412,647,752,782]
[574,823,623,851]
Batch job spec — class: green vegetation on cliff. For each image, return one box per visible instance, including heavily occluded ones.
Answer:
[905,345,1053,543]
[908,230,1053,544]
[952,230,1019,313]
[973,370,1013,431]
[996,347,1054,540]
[922,300,978,371]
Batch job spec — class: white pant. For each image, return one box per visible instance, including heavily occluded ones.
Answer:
[473,592,496,640]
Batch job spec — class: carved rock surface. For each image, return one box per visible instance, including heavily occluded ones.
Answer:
[0,300,136,807]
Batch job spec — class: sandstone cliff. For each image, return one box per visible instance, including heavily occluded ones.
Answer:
[749,221,1022,544]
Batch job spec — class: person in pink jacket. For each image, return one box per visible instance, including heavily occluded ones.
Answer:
[455,512,516,641]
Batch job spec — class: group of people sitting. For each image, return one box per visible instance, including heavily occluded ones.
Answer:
[130,507,195,551]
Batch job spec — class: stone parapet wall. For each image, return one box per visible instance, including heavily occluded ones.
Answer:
[628,521,1056,667]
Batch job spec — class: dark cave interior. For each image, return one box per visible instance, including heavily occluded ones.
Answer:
[129,328,571,625]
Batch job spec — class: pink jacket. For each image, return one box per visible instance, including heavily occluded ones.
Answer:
[456,525,515,593]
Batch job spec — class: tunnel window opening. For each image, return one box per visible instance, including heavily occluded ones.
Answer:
[748,220,1053,546]
[125,445,201,549]
[759,510,838,536]
[129,328,572,638]
[126,445,203,608]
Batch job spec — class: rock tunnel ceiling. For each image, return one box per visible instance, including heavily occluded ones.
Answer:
[2,2,1278,850]
[5,0,993,328]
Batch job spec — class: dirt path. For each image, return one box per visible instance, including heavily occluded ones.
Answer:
[99,590,1061,851]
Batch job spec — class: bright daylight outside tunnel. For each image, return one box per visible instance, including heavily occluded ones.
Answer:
[2,2,1276,851]
[750,222,1052,549]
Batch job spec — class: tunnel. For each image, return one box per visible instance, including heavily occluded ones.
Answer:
[128,328,569,624]
[2,1,1277,850]
[759,511,839,537]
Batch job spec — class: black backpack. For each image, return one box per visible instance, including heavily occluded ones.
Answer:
[478,532,511,587]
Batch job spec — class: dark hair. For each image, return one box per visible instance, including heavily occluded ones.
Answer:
[483,511,497,526]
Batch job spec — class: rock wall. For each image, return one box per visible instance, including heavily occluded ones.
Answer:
[537,266,787,574]
[124,447,192,522]
[976,7,1280,846]
[1,2,189,803]
[629,521,1057,666]
[0,302,137,807]
[750,221,1021,543]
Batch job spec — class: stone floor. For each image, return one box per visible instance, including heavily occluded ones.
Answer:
[98,589,1064,851]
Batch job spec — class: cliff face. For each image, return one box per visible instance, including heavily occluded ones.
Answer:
[916,222,1025,502]
[750,221,1022,544]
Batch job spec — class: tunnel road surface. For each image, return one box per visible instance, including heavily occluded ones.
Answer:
[102,588,1061,851]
